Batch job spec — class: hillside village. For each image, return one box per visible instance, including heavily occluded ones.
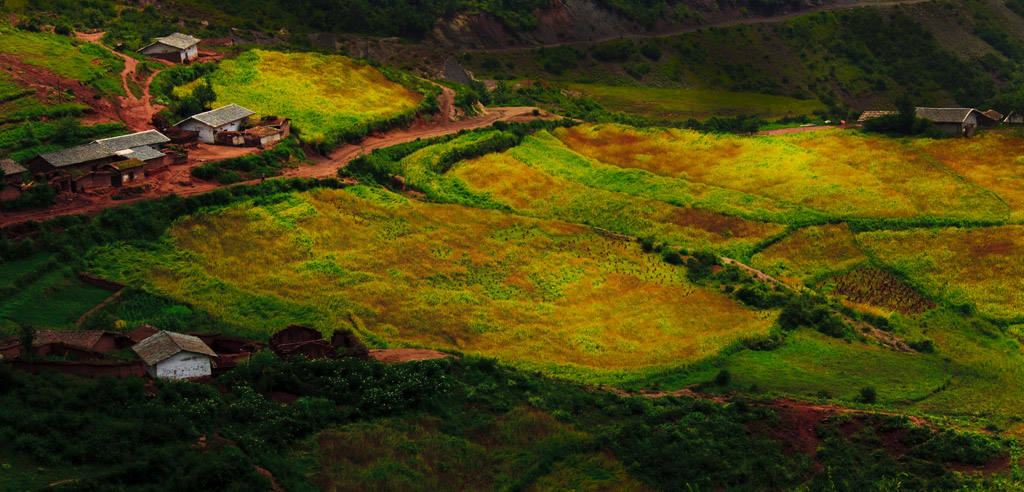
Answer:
[5,1,1024,491]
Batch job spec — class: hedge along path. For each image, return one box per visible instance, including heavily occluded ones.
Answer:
[75,31,165,132]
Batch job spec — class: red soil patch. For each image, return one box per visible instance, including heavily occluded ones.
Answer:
[946,454,1012,475]
[668,207,770,238]
[368,348,455,364]
[971,241,1014,257]
[0,53,120,125]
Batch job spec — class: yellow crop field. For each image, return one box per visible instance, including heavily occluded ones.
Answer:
[749,224,867,285]
[180,50,423,143]
[553,124,1007,221]
[856,226,1024,319]
[915,134,1024,221]
[86,187,774,384]
[450,148,785,258]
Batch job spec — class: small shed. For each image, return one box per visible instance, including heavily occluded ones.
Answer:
[1,159,27,202]
[856,111,897,123]
[33,330,129,353]
[979,110,1004,126]
[915,107,981,137]
[126,324,160,344]
[131,330,217,379]
[1004,112,1024,126]
[138,33,201,64]
[175,104,256,144]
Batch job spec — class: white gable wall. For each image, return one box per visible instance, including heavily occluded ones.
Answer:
[178,119,246,144]
[151,351,212,379]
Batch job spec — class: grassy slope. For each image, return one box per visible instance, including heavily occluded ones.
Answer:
[85,187,773,385]
[182,50,423,143]
[0,28,124,97]
[567,84,826,120]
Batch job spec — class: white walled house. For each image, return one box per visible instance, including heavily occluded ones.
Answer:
[131,330,217,380]
[138,33,201,64]
[175,104,256,144]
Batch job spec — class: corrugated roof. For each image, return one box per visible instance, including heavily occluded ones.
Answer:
[33,330,106,349]
[176,104,255,129]
[132,331,217,366]
[915,107,978,124]
[148,33,201,51]
[1,159,26,176]
[38,142,115,168]
[96,130,170,151]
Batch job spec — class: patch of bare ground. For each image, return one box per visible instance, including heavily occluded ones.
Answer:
[368,349,456,364]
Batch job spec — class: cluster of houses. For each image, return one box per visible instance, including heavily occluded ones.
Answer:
[0,324,369,380]
[0,104,289,201]
[858,106,1019,137]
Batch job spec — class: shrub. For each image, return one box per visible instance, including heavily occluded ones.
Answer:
[714,369,732,386]
[859,386,877,404]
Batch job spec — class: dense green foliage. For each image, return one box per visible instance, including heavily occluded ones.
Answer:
[0,354,1014,491]
[191,136,307,184]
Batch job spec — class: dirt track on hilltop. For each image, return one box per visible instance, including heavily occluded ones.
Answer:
[461,0,934,53]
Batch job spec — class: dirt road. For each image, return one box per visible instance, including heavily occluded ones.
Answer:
[462,0,934,53]
[76,31,164,131]
[0,104,552,227]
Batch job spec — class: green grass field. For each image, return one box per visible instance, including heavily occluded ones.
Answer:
[0,28,124,97]
[567,84,827,121]
[0,258,113,333]
[296,407,652,492]
[177,50,424,145]
[85,187,774,385]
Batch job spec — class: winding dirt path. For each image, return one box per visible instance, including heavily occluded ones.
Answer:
[0,103,552,227]
[461,0,935,53]
[75,31,164,131]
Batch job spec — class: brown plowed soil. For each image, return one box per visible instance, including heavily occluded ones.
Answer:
[368,349,455,364]
[0,52,120,125]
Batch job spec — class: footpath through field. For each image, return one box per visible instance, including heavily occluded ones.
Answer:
[75,31,165,132]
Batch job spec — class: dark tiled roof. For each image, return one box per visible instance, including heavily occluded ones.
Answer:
[132,330,217,366]
[915,107,978,124]
[1,159,26,175]
[33,330,107,350]
[38,142,114,168]
[980,110,1004,122]
[96,130,170,151]
[126,324,160,343]
[121,146,166,163]
[857,111,897,122]
[176,104,255,128]
[146,33,201,51]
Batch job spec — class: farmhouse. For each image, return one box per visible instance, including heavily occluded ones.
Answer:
[915,107,981,137]
[1,159,28,202]
[1004,112,1024,125]
[33,330,130,354]
[131,330,217,380]
[138,33,201,64]
[175,104,256,144]
[27,130,171,192]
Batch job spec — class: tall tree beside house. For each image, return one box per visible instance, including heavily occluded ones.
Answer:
[175,80,217,121]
